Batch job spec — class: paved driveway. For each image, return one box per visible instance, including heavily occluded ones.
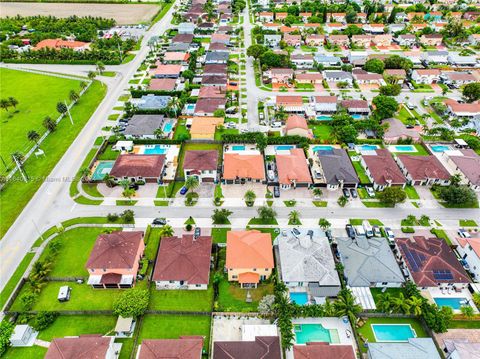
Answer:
[280,187,312,199]
[222,183,266,198]
[197,183,215,198]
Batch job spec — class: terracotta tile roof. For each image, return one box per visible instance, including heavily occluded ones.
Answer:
[139,337,203,359]
[86,231,144,270]
[152,235,212,285]
[226,231,274,269]
[341,100,369,109]
[444,99,480,114]
[314,95,337,103]
[164,52,190,62]
[396,236,470,287]
[362,149,406,186]
[211,34,230,43]
[223,153,265,180]
[295,72,323,81]
[214,337,281,359]
[384,69,406,77]
[276,96,303,106]
[110,154,165,178]
[457,237,480,257]
[294,342,356,359]
[148,78,177,91]
[45,336,111,359]
[35,38,89,50]
[449,149,480,186]
[190,117,223,137]
[276,148,312,185]
[397,155,450,181]
[238,272,260,284]
[271,68,294,75]
[152,64,182,76]
[285,115,308,130]
[204,64,227,75]
[209,42,228,51]
[199,86,227,99]
[184,150,218,171]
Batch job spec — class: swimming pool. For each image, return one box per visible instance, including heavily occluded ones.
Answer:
[372,324,416,342]
[290,292,308,305]
[91,161,114,181]
[312,145,334,152]
[141,145,168,155]
[294,323,340,344]
[275,145,294,151]
[185,103,195,113]
[163,121,173,134]
[389,145,417,153]
[357,144,379,151]
[430,145,451,152]
[316,115,332,121]
[232,145,246,151]
[434,297,468,310]
[351,114,363,120]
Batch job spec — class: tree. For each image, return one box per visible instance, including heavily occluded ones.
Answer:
[244,190,256,206]
[379,84,401,96]
[372,95,399,120]
[185,175,199,193]
[154,128,163,139]
[462,82,480,103]
[257,205,277,223]
[122,188,135,200]
[96,61,105,74]
[423,304,453,333]
[364,58,384,74]
[319,218,331,231]
[121,209,135,223]
[56,102,68,116]
[88,70,97,81]
[8,97,18,109]
[118,179,131,189]
[0,321,14,356]
[391,293,411,314]
[460,305,474,318]
[338,196,348,207]
[159,224,174,237]
[334,124,358,143]
[288,210,300,225]
[407,296,423,316]
[334,288,362,324]
[113,288,150,317]
[31,311,59,331]
[377,186,406,205]
[258,295,276,317]
[256,133,268,152]
[182,69,195,81]
[212,208,233,224]
[69,90,79,103]
[0,98,10,112]
[312,188,323,198]
[376,293,392,313]
[27,130,40,145]
[43,116,57,132]
[438,185,476,206]
[247,44,267,60]
[384,55,413,71]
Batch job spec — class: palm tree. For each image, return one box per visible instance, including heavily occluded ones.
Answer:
[312,188,323,198]
[96,61,105,74]
[27,130,40,146]
[0,98,10,112]
[87,71,97,81]
[420,215,430,225]
[257,205,277,223]
[103,174,115,187]
[11,151,24,164]
[407,296,423,316]
[154,128,164,139]
[185,176,199,193]
[43,116,57,132]
[122,188,135,200]
[159,224,174,237]
[376,293,392,313]
[118,179,131,189]
[323,299,336,316]
[288,210,300,225]
[168,97,181,117]
[79,167,90,181]
[460,305,474,318]
[319,218,331,231]
[334,288,362,324]
[244,190,256,206]
[391,293,411,314]
[69,90,79,103]
[56,102,68,116]
[80,81,88,91]
[8,97,18,109]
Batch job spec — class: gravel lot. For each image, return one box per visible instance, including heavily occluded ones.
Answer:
[0,2,160,25]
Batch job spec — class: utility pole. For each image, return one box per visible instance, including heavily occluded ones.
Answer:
[13,155,28,182]
[65,100,73,125]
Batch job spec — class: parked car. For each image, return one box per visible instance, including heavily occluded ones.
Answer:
[152,218,167,226]
[179,186,188,195]
[194,227,201,238]
[345,224,355,239]
[350,188,358,198]
[385,227,395,240]
[292,228,301,237]
[342,188,350,198]
[129,183,139,190]
[372,225,381,237]
[407,103,416,110]
[366,187,375,197]
[458,228,471,238]
[273,186,280,198]
[58,286,71,302]
[325,229,332,241]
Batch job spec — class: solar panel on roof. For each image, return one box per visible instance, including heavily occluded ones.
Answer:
[433,269,454,281]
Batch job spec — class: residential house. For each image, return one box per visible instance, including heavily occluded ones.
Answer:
[189,117,223,140]
[328,35,349,47]
[352,70,385,86]
[204,64,227,76]
[151,64,182,78]
[168,42,190,52]
[361,149,407,190]
[314,148,359,189]
[276,148,312,189]
[214,336,281,359]
[124,115,168,140]
[420,34,443,46]
[395,236,470,289]
[276,96,304,112]
[198,86,227,99]
[395,34,417,47]
[152,234,212,290]
[275,12,288,21]
[201,74,228,87]
[178,22,196,34]
[148,78,177,91]
[268,68,294,84]
[284,34,302,47]
[34,39,91,51]
[457,236,480,281]
[133,95,171,111]
[291,54,314,69]
[411,69,441,84]
[314,53,342,67]
[45,336,117,359]
[209,42,228,52]
[447,53,478,67]
[277,230,341,297]
[194,98,227,116]
[264,34,281,48]
[423,51,449,64]
[364,23,385,34]
[294,343,355,359]
[402,51,422,66]
[446,149,480,191]
[443,339,480,359]
[305,34,325,46]
[284,115,312,138]
[300,12,312,21]
[86,231,144,289]
[295,72,323,84]
[222,150,265,183]
[407,12,425,21]
[137,337,203,358]
[259,12,274,22]
[373,34,393,47]
[444,99,480,118]
[205,51,229,64]
[110,154,166,183]
[330,12,346,23]
[211,33,230,45]
[368,339,441,359]
[351,35,373,48]
[225,231,274,288]
[389,23,406,34]
[348,51,368,66]
[383,118,421,144]
[411,23,427,33]
[322,71,353,85]
[442,72,477,86]
[384,69,407,83]
[311,96,337,113]
[172,34,194,44]
[336,235,404,287]
[340,99,370,114]
[183,150,218,183]
[396,155,450,186]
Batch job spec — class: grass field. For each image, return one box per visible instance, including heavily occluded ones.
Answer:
[3,345,47,359]
[38,315,116,341]
[148,284,214,312]
[217,276,273,312]
[0,70,106,238]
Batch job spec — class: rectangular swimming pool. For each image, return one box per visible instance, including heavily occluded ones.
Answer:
[430,145,451,152]
[434,297,467,310]
[275,145,294,151]
[372,324,416,342]
[163,121,173,134]
[290,292,308,305]
[232,145,246,151]
[316,115,332,121]
[91,161,114,181]
[294,323,340,344]
[389,145,417,153]
[142,145,167,155]
[357,144,379,151]
[312,145,334,152]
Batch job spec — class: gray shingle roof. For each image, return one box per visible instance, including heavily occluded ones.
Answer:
[124,115,164,136]
[368,338,441,359]
[317,149,359,186]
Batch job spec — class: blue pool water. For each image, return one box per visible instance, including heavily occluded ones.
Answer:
[357,144,379,151]
[186,104,195,112]
[290,292,308,305]
[431,145,451,152]
[351,114,363,120]
[143,145,167,155]
[391,145,417,152]
[294,324,339,344]
[372,324,416,342]
[316,115,332,121]
[163,122,173,133]
[91,161,114,181]
[276,145,294,151]
[232,145,246,151]
[434,297,467,310]
[313,145,334,152]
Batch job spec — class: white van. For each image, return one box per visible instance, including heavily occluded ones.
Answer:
[362,220,373,238]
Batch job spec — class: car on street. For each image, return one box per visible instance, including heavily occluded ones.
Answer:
[342,188,350,198]
[372,225,381,237]
[458,228,471,238]
[179,186,188,195]
[366,187,375,197]
[292,228,301,237]
[350,188,358,198]
[152,218,167,226]
[273,186,280,198]
[385,227,395,240]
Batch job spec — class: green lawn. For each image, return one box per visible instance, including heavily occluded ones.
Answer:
[39,227,115,277]
[449,320,480,329]
[349,219,384,226]
[215,128,239,141]
[312,201,327,207]
[3,345,48,359]
[97,145,120,160]
[0,77,106,238]
[172,119,190,140]
[217,276,273,312]
[362,201,394,208]
[139,315,211,351]
[404,185,420,200]
[144,227,161,261]
[0,252,35,309]
[38,315,116,340]
[370,287,406,305]
[212,228,231,243]
[431,228,453,246]
[248,217,278,225]
[460,219,478,227]
[351,161,371,184]
[308,123,332,141]
[82,183,103,198]
[149,284,214,312]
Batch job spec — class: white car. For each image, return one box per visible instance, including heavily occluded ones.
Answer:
[366,187,375,197]
[385,227,395,240]
[458,229,471,238]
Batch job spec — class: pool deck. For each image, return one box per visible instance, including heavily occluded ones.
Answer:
[223,144,260,155]
[212,315,277,342]
[291,317,355,346]
[423,287,479,314]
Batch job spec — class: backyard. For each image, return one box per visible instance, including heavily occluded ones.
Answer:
[148,283,214,312]
[308,123,332,142]
[216,276,274,312]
